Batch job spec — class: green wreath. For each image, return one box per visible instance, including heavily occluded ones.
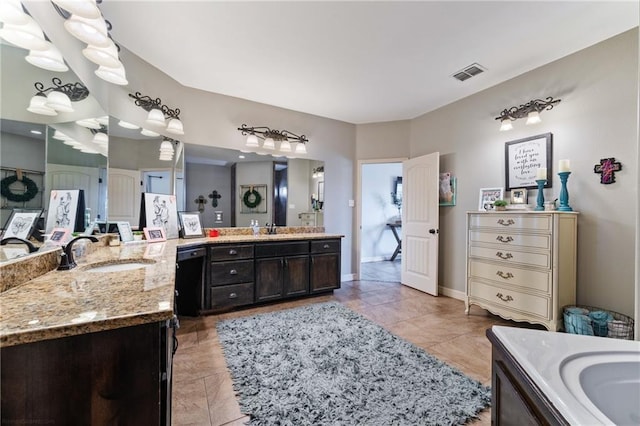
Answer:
[1,174,39,202]
[242,189,262,208]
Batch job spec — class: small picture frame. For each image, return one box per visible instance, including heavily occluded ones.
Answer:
[143,226,166,242]
[48,227,71,246]
[178,211,204,239]
[510,188,528,205]
[478,187,504,211]
[1,208,42,240]
[116,221,134,242]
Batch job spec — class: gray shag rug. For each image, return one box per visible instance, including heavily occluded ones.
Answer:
[216,302,490,425]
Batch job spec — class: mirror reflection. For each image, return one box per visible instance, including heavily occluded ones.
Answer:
[0,42,106,259]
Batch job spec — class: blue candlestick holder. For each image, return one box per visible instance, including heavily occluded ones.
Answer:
[535,179,546,211]
[557,171,573,211]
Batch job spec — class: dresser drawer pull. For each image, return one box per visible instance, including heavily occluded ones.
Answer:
[229,269,237,275]
[495,251,513,260]
[323,244,330,249]
[496,292,514,302]
[496,235,514,243]
[497,219,515,226]
[228,249,237,255]
[496,271,514,279]
[228,292,238,299]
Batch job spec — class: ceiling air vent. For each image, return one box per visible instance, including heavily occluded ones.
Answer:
[452,63,486,82]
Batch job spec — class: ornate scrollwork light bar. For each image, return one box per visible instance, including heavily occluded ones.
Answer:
[27,78,89,115]
[237,124,308,155]
[129,92,184,135]
[495,96,561,131]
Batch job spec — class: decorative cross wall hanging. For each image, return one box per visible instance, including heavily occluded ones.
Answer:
[209,190,222,207]
[194,195,207,212]
[594,158,622,184]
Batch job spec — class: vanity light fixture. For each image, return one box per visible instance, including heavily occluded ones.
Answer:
[0,13,48,51]
[140,128,160,137]
[0,0,30,25]
[27,78,89,115]
[52,1,128,85]
[76,117,102,129]
[495,97,561,131]
[237,124,308,155]
[117,120,139,130]
[159,138,177,161]
[129,92,184,135]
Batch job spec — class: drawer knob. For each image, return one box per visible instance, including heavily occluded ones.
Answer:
[229,292,238,299]
[495,251,513,260]
[497,219,515,226]
[323,244,330,249]
[229,269,237,275]
[496,271,514,279]
[229,249,237,255]
[496,235,514,243]
[496,292,514,302]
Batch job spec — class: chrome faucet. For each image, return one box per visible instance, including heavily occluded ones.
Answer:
[0,237,38,253]
[57,236,98,271]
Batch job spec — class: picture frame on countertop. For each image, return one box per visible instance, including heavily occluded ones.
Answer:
[116,221,134,242]
[1,208,42,240]
[143,226,166,242]
[178,211,204,239]
[504,133,552,191]
[478,187,504,211]
[48,227,71,246]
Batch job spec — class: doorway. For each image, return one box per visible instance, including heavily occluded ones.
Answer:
[358,160,404,283]
[273,161,288,226]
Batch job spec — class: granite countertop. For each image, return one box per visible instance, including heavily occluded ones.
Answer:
[0,232,343,348]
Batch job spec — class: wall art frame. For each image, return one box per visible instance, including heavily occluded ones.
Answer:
[2,208,42,240]
[510,188,528,204]
[143,226,166,242]
[178,211,204,239]
[139,193,179,239]
[504,133,552,191]
[240,184,267,214]
[116,221,134,243]
[478,187,504,211]
[439,172,456,207]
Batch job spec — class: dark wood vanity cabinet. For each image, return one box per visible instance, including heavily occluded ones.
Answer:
[1,321,174,425]
[310,239,341,293]
[486,329,568,426]
[175,245,207,316]
[255,242,310,302]
[206,244,255,310]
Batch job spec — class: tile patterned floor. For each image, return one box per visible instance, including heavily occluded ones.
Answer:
[172,273,523,425]
[360,259,401,282]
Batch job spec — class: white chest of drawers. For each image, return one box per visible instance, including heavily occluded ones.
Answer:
[465,211,578,331]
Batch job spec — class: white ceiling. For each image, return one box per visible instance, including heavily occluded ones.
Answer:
[91,2,639,124]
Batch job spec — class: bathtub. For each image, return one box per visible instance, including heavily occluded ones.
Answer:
[491,325,640,425]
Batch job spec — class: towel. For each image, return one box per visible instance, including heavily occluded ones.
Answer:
[564,312,594,336]
[589,311,613,337]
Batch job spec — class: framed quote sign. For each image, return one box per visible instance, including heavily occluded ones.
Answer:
[504,133,552,191]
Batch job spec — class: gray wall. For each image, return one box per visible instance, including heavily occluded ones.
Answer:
[406,29,637,317]
[185,163,232,228]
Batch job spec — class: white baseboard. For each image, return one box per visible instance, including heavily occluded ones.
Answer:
[439,286,465,301]
[341,273,356,282]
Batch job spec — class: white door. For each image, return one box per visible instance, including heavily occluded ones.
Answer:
[108,168,141,225]
[401,152,439,295]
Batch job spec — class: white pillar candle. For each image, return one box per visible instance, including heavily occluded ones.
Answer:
[536,167,547,180]
[558,159,571,172]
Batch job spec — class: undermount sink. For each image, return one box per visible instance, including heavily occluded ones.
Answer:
[84,259,156,272]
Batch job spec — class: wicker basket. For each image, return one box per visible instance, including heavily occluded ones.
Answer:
[563,305,634,340]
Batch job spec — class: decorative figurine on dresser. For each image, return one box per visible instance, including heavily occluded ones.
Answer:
[465,211,578,331]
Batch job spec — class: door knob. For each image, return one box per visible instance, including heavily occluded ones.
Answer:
[429,229,439,234]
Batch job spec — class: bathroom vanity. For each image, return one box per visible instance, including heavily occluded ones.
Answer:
[1,230,342,425]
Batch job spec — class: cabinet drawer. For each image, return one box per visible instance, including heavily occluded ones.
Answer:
[210,282,254,309]
[310,239,340,254]
[468,280,550,319]
[469,231,550,250]
[468,260,551,293]
[469,214,552,232]
[469,246,550,269]
[177,246,207,261]
[210,260,254,285]
[255,241,309,258]
[209,245,253,261]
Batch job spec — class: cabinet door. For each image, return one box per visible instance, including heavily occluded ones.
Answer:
[284,255,309,297]
[255,257,284,302]
[310,253,340,292]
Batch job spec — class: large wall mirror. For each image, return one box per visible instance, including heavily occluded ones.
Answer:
[1,42,107,259]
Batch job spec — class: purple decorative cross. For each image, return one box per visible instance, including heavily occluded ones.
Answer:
[594,158,622,184]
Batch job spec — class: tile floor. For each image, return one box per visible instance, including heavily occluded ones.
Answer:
[172,268,524,425]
